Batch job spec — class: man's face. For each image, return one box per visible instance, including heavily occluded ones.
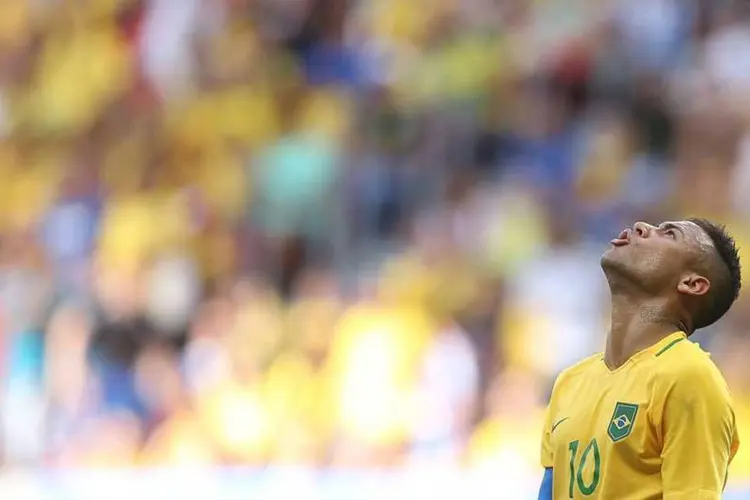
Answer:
[601,220,713,293]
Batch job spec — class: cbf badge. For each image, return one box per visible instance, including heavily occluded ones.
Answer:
[608,402,639,442]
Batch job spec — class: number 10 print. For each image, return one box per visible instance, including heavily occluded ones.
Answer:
[568,439,601,497]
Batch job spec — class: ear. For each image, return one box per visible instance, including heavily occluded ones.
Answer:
[677,273,711,298]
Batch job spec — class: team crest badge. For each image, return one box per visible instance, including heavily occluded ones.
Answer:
[608,402,639,442]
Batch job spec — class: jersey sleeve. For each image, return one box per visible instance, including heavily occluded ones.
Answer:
[540,374,565,468]
[656,363,739,499]
[540,403,554,468]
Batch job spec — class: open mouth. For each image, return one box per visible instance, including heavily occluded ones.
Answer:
[610,228,631,247]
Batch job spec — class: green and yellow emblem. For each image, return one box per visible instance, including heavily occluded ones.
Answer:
[608,402,639,442]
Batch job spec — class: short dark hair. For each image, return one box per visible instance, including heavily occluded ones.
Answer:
[687,218,742,330]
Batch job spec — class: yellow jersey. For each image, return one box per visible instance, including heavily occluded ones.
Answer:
[541,331,740,499]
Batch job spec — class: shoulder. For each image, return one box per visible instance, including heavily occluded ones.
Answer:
[543,354,602,427]
[561,352,603,377]
[647,338,736,429]
[552,353,603,392]
[652,337,724,380]
[650,338,732,400]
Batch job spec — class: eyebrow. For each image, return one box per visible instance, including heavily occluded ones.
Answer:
[661,222,685,235]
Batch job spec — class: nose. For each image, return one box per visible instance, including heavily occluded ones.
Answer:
[633,221,654,238]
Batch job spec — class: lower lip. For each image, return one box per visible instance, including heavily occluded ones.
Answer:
[610,239,629,246]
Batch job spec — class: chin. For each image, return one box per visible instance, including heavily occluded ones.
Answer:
[601,249,645,292]
[600,247,630,275]
[601,246,620,266]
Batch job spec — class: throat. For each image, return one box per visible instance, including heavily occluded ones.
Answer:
[605,296,684,369]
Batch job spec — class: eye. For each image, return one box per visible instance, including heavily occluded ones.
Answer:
[665,229,676,239]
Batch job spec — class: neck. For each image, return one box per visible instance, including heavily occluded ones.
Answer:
[605,291,685,369]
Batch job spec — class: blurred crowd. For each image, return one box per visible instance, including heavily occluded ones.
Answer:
[0,0,749,486]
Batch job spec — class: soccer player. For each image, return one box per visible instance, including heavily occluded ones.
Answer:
[538,219,742,499]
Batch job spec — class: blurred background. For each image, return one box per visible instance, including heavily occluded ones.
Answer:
[0,0,749,498]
